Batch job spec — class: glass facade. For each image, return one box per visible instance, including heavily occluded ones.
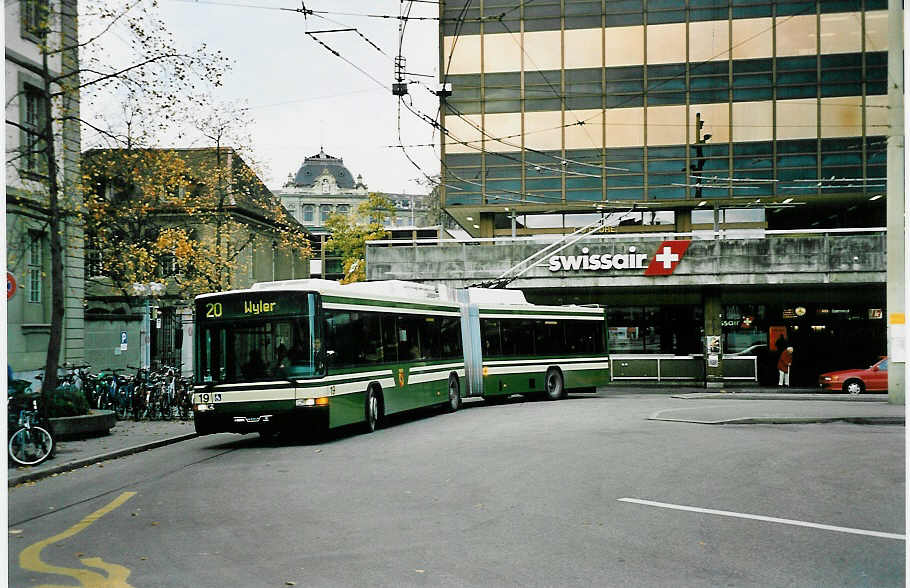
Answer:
[440,2,887,212]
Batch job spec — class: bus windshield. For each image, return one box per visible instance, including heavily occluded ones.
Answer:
[197,293,323,384]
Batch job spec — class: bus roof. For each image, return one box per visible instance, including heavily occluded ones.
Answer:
[465,287,602,316]
[197,280,601,315]
[197,279,459,308]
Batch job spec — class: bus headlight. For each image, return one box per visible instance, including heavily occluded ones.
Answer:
[296,397,329,407]
[194,404,215,412]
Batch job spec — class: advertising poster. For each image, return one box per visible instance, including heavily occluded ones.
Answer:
[706,335,721,355]
[769,326,787,351]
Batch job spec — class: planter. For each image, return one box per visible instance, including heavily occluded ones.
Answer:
[48,410,116,440]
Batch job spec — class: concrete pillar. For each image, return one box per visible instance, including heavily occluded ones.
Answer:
[886,0,905,404]
[320,235,327,279]
[704,289,724,388]
[676,209,693,233]
[180,307,194,379]
[479,213,495,239]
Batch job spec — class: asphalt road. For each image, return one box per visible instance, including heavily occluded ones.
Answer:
[8,393,905,587]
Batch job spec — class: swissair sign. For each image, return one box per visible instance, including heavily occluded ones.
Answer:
[643,241,691,276]
[546,240,691,276]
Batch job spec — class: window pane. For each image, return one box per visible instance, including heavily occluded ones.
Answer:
[501,319,535,356]
[481,319,502,356]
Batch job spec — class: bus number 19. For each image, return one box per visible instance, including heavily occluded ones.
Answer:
[206,303,223,318]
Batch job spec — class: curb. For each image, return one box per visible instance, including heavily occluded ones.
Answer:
[672,393,890,402]
[8,432,198,487]
[648,415,905,425]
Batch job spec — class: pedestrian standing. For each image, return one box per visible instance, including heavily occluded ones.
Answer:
[777,346,794,387]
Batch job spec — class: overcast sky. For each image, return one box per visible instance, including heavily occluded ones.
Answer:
[85,0,442,194]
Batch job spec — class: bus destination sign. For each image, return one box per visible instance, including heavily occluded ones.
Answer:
[197,293,307,320]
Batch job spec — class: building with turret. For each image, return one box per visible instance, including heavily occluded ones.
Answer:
[274,148,432,233]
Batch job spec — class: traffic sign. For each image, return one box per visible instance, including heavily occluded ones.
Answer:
[7,272,16,300]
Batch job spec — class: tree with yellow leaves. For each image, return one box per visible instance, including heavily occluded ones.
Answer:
[324,193,395,284]
[82,146,312,302]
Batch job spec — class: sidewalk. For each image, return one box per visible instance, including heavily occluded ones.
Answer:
[8,418,197,487]
[8,389,904,487]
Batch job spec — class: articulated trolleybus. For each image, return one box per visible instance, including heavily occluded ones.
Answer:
[192,279,609,437]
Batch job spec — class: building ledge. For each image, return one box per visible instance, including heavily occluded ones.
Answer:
[84,313,143,321]
[21,324,51,334]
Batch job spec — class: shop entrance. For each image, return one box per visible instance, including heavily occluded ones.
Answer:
[779,309,886,388]
[723,302,887,388]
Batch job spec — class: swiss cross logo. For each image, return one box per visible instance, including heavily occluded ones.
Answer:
[644,240,691,276]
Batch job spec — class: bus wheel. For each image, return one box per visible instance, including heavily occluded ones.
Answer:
[545,368,565,400]
[365,386,383,432]
[446,375,461,412]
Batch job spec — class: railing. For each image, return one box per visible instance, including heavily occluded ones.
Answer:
[608,354,758,383]
[366,227,886,248]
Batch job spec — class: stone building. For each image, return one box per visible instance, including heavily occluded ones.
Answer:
[6,0,84,381]
[275,148,434,231]
[273,148,437,278]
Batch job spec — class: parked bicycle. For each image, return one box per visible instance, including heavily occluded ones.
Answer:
[60,363,95,408]
[128,367,151,421]
[8,379,55,467]
[93,369,119,413]
[175,374,193,420]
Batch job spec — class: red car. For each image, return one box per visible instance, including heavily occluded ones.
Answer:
[818,357,889,394]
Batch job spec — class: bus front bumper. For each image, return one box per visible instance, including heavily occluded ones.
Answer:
[193,406,329,435]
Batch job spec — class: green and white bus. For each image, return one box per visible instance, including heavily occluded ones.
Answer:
[193,280,466,436]
[460,288,609,401]
[192,280,611,437]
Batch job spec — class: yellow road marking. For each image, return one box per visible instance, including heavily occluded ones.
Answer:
[19,491,137,588]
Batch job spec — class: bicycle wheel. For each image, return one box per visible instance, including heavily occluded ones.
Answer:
[160,394,172,420]
[115,395,129,420]
[9,426,55,466]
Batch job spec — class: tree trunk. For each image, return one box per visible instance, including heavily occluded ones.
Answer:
[40,44,63,405]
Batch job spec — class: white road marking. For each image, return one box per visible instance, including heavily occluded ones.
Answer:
[617,498,906,541]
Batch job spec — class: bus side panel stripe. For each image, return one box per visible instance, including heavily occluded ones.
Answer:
[324,302,460,317]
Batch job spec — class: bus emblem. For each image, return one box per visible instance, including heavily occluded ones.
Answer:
[398,368,406,388]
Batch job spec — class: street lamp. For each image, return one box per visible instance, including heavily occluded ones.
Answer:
[132,282,165,369]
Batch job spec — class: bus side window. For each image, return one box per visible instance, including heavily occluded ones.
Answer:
[380,315,398,363]
[361,312,383,364]
[481,319,502,357]
[397,315,423,360]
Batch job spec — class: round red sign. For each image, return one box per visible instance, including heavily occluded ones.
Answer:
[7,272,16,300]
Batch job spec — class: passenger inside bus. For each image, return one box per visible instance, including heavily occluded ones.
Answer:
[243,350,266,379]
[313,338,326,372]
[272,344,288,373]
[288,339,307,364]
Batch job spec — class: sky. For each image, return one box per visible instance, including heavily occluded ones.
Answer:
[84,0,442,194]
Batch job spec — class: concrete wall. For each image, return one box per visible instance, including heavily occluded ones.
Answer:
[84,314,142,372]
[366,232,886,290]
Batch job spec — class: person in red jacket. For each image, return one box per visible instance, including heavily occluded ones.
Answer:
[777,346,794,387]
